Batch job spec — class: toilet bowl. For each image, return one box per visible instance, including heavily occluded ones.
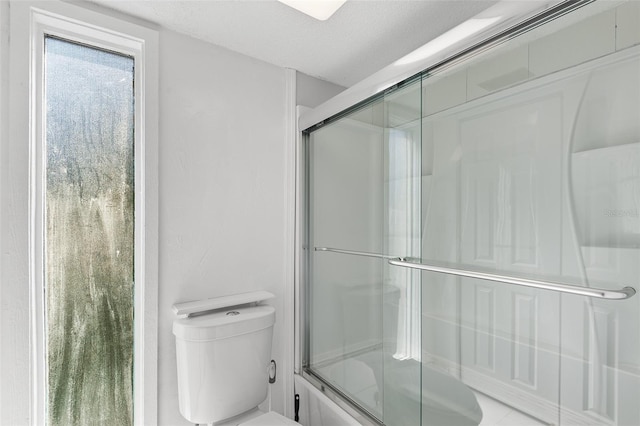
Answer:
[172,291,298,426]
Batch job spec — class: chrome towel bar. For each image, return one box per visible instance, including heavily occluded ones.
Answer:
[389,259,636,300]
[314,246,636,300]
[314,246,402,260]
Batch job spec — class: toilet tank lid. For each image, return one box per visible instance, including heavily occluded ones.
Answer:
[173,304,275,341]
[172,290,275,318]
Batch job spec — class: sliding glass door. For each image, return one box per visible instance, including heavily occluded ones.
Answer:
[307,79,424,425]
[307,94,387,421]
[304,1,640,425]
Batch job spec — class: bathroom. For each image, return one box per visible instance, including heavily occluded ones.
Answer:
[1,0,639,425]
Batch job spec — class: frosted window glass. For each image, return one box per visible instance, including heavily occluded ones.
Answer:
[44,36,135,426]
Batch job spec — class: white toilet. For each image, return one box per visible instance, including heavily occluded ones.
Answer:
[173,291,298,426]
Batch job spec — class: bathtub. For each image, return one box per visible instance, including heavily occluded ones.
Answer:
[299,352,482,426]
[294,374,364,426]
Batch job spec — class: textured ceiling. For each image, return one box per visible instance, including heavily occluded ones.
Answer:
[87,0,497,87]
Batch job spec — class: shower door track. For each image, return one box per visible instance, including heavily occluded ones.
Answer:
[315,247,636,300]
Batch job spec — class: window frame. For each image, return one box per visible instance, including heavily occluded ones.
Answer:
[22,3,158,425]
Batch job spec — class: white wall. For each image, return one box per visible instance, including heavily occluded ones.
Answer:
[0,1,8,424]
[157,30,289,425]
[296,72,344,109]
[157,27,346,425]
[1,2,37,423]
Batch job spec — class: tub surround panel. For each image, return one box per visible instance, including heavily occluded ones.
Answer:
[422,70,467,117]
[616,1,640,51]
[529,10,616,77]
[466,45,529,101]
[422,2,639,119]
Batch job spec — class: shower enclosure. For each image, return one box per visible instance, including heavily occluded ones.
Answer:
[301,1,640,425]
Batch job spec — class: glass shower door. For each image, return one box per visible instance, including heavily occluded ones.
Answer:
[306,4,639,425]
[417,3,640,424]
[307,96,387,421]
[306,79,423,425]
[420,80,565,424]
[381,80,422,426]
[560,46,640,426]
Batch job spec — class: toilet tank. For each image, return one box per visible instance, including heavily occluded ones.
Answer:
[173,303,276,424]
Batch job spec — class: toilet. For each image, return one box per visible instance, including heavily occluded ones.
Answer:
[172,291,298,426]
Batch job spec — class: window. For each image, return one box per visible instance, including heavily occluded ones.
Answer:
[9,3,160,424]
[44,36,135,425]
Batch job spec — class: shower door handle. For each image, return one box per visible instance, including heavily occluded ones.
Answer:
[314,246,400,260]
[388,259,636,300]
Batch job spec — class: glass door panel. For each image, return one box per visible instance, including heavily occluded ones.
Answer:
[382,80,422,426]
[419,2,640,425]
[420,72,555,425]
[307,79,425,425]
[561,47,640,426]
[456,78,563,425]
[308,99,386,419]
[306,4,639,426]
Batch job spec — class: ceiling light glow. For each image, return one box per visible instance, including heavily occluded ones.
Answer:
[278,0,347,21]
[394,17,501,66]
